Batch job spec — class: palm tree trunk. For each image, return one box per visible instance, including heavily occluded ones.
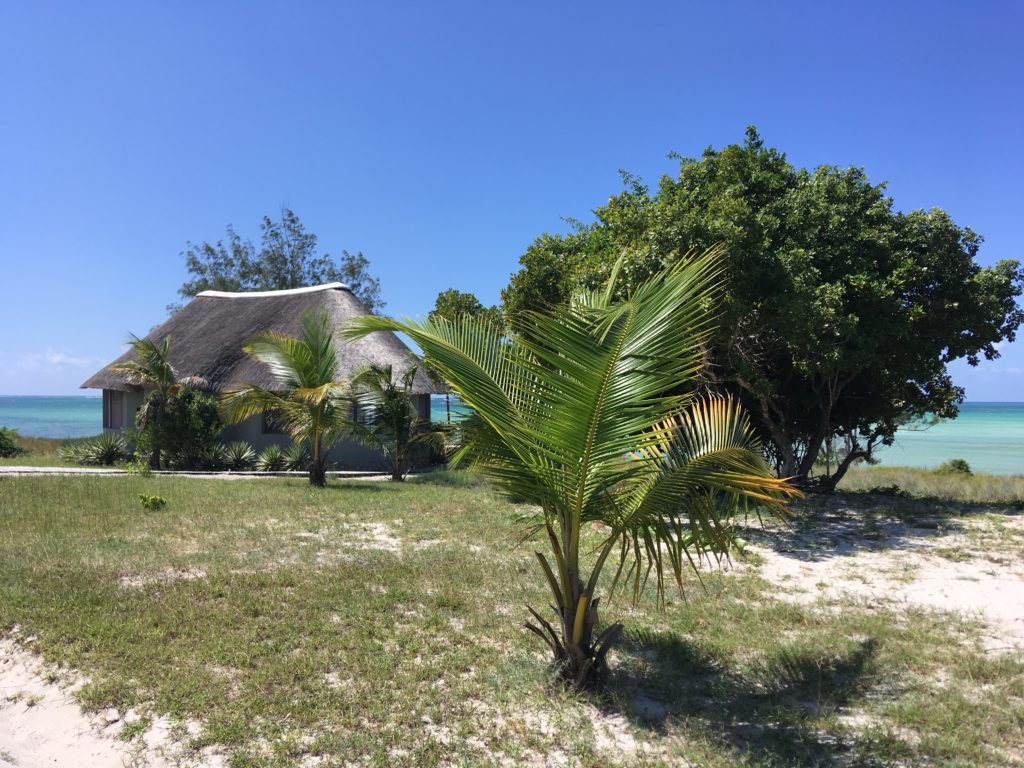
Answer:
[310,459,326,487]
[308,434,326,487]
[149,396,165,470]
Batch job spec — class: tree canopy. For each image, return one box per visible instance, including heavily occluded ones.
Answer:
[428,288,502,326]
[502,128,1024,488]
[175,208,384,314]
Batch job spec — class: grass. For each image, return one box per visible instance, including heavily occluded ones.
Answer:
[0,434,80,467]
[839,465,1024,506]
[1,472,1022,766]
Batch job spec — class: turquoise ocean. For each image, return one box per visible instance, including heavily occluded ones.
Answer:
[1,396,1022,475]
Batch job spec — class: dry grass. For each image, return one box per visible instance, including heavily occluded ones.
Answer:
[839,465,1024,506]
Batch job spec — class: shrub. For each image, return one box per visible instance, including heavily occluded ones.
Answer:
[255,444,285,472]
[138,493,167,510]
[937,458,972,475]
[137,388,222,469]
[283,442,309,472]
[59,433,132,466]
[0,427,24,458]
[224,441,256,470]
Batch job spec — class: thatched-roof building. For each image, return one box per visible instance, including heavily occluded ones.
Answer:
[82,283,441,468]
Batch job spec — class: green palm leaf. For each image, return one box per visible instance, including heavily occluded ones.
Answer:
[343,247,798,689]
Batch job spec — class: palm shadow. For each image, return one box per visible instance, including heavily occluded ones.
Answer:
[601,628,880,766]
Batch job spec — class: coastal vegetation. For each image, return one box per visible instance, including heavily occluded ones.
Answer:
[346,254,796,689]
[0,427,23,458]
[501,128,1024,490]
[1,471,1021,766]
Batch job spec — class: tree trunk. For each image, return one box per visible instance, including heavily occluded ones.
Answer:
[149,397,165,470]
[524,530,624,691]
[309,459,327,487]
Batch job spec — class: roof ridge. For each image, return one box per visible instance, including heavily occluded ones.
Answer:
[196,283,351,298]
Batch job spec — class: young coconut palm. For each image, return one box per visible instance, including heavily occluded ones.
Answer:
[343,249,798,690]
[350,364,445,481]
[220,309,352,487]
[109,335,206,469]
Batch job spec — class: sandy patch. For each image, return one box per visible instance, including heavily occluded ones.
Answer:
[119,566,208,590]
[0,634,224,768]
[743,506,1024,652]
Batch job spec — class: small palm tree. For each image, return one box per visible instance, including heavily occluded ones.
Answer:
[109,335,204,469]
[344,250,798,690]
[350,364,445,481]
[220,309,352,487]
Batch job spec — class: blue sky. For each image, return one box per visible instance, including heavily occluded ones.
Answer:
[1,1,1021,399]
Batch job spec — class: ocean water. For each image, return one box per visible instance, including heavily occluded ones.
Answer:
[2,396,1022,475]
[0,396,103,439]
[872,402,1024,476]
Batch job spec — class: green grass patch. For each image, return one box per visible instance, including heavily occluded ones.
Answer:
[0,472,1021,766]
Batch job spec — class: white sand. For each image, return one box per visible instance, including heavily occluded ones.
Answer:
[746,512,1024,652]
[0,637,127,768]
[0,635,224,768]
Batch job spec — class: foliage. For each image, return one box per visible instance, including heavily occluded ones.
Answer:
[255,444,286,472]
[0,427,24,459]
[428,288,502,326]
[59,432,132,466]
[282,442,310,472]
[135,388,223,471]
[138,493,167,511]
[345,252,797,690]
[109,335,210,470]
[350,364,445,481]
[937,458,972,475]
[174,208,384,313]
[223,441,257,471]
[501,128,1024,490]
[221,309,352,487]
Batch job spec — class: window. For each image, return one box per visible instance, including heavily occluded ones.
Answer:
[103,390,124,430]
[350,402,373,426]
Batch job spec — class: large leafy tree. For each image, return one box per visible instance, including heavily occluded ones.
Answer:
[345,252,795,690]
[220,309,352,487]
[503,129,1024,489]
[175,208,384,313]
[350,364,445,481]
[109,335,208,469]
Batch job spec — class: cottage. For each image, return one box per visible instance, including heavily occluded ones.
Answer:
[81,283,441,468]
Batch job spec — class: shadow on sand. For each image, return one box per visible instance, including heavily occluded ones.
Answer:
[601,628,882,766]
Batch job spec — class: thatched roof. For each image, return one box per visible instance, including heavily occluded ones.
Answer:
[81,283,440,395]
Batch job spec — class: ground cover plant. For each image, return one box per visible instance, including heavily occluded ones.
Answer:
[0,472,1021,767]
